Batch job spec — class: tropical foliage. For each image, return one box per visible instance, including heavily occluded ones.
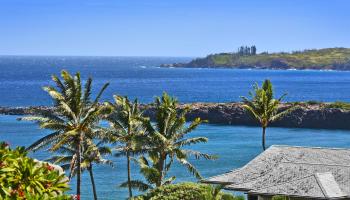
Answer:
[47,141,113,200]
[134,93,216,189]
[0,142,70,199]
[131,182,243,200]
[19,70,111,198]
[241,80,295,150]
[105,95,147,198]
[11,70,282,199]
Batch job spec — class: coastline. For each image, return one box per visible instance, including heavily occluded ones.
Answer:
[160,48,350,71]
[161,65,350,72]
[2,102,350,130]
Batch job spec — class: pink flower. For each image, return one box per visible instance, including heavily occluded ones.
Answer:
[46,164,55,171]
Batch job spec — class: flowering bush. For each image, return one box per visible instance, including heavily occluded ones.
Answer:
[0,141,70,199]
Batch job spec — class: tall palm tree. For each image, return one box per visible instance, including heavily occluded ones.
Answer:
[241,79,294,151]
[47,141,113,200]
[19,70,110,198]
[140,92,216,188]
[105,95,147,198]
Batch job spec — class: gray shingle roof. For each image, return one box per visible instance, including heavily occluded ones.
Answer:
[204,145,350,199]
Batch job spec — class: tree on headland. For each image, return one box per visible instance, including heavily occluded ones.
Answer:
[19,70,111,199]
[237,45,256,56]
[251,45,257,55]
[240,80,295,151]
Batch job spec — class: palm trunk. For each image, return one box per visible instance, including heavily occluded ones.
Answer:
[156,154,165,187]
[89,164,98,200]
[76,136,82,200]
[262,126,266,151]
[127,151,133,198]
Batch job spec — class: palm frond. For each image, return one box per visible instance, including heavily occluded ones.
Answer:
[93,82,110,104]
[120,180,152,191]
[175,137,208,147]
[183,149,218,160]
[178,117,203,138]
[26,131,62,152]
[270,105,296,122]
[177,158,202,180]
[162,176,176,185]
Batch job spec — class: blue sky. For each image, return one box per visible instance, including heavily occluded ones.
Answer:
[1,0,350,57]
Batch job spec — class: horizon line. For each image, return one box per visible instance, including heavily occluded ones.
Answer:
[0,46,348,58]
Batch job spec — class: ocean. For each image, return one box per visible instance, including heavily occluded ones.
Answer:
[1,56,350,199]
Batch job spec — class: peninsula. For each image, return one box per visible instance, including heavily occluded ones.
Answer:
[2,101,350,130]
[161,47,350,70]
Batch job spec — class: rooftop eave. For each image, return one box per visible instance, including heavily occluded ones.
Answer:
[247,191,350,200]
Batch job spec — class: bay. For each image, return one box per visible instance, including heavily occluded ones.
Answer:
[1,56,350,199]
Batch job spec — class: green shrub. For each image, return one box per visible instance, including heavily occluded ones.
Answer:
[131,182,243,200]
[305,100,322,105]
[0,142,70,199]
[272,195,289,200]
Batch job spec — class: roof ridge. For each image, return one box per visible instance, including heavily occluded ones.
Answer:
[314,173,328,198]
[314,172,347,198]
[270,145,350,151]
[281,161,350,167]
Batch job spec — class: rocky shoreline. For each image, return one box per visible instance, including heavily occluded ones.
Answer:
[1,103,350,129]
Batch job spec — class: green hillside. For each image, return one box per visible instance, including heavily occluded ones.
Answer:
[162,47,350,70]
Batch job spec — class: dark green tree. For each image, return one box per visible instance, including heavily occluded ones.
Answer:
[251,45,257,55]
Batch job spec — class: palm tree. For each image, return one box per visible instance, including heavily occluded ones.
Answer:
[241,79,295,151]
[19,70,110,198]
[105,95,147,198]
[47,141,113,200]
[140,92,216,188]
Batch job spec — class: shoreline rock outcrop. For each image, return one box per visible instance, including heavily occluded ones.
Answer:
[1,103,350,130]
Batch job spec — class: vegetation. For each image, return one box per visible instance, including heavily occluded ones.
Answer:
[324,101,350,110]
[241,80,295,150]
[19,70,111,199]
[105,95,147,198]
[135,93,216,189]
[47,142,113,200]
[13,71,217,199]
[164,47,350,70]
[0,142,70,199]
[11,70,310,199]
[237,45,257,56]
[292,100,350,110]
[131,182,243,200]
[272,195,290,200]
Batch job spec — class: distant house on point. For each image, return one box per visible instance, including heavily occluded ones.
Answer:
[204,145,350,200]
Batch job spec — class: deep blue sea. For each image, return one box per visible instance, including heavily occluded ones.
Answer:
[1,56,350,199]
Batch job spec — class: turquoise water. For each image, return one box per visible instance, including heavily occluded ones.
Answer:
[1,56,350,199]
[1,115,350,199]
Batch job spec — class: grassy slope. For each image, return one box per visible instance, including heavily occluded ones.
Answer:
[187,48,350,70]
